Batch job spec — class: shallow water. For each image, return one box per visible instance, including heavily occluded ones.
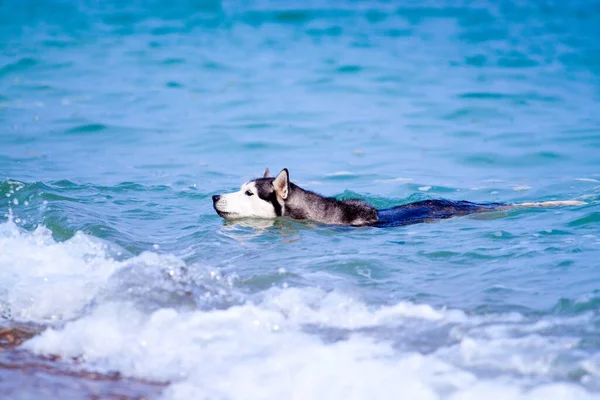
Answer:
[1,0,600,398]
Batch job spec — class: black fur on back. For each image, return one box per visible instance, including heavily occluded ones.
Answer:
[284,184,378,226]
[251,178,504,227]
[253,178,378,226]
[375,200,505,227]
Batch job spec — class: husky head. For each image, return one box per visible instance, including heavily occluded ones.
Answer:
[212,168,289,220]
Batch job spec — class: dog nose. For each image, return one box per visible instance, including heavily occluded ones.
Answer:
[212,195,221,202]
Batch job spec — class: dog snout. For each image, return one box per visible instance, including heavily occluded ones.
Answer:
[212,194,221,203]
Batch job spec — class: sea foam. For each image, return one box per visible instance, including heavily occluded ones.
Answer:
[1,221,596,400]
[25,289,598,400]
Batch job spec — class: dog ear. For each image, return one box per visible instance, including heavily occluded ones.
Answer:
[273,168,289,200]
[263,167,271,178]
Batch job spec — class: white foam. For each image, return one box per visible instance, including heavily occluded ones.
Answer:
[3,221,595,400]
[24,287,596,400]
[0,220,122,322]
[375,177,413,183]
[0,220,184,323]
[326,171,355,177]
[518,200,586,208]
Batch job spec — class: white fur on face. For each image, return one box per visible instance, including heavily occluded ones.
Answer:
[214,181,277,219]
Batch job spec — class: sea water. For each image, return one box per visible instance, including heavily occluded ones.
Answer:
[1,0,600,398]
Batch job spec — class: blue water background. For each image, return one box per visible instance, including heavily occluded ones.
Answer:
[1,0,600,396]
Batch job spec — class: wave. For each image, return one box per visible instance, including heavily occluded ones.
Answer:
[0,220,596,399]
[24,286,599,400]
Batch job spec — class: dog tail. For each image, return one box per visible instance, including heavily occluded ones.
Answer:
[514,200,586,208]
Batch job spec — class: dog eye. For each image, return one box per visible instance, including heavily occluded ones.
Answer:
[245,190,254,196]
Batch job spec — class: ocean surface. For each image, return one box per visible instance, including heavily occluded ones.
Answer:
[1,0,600,398]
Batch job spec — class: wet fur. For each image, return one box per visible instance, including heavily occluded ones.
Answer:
[213,169,585,227]
[268,180,377,226]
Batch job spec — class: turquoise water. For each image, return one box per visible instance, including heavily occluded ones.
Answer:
[2,0,600,398]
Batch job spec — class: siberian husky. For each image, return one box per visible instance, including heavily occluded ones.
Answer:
[212,168,585,227]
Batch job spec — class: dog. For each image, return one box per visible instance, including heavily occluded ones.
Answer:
[212,168,585,227]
